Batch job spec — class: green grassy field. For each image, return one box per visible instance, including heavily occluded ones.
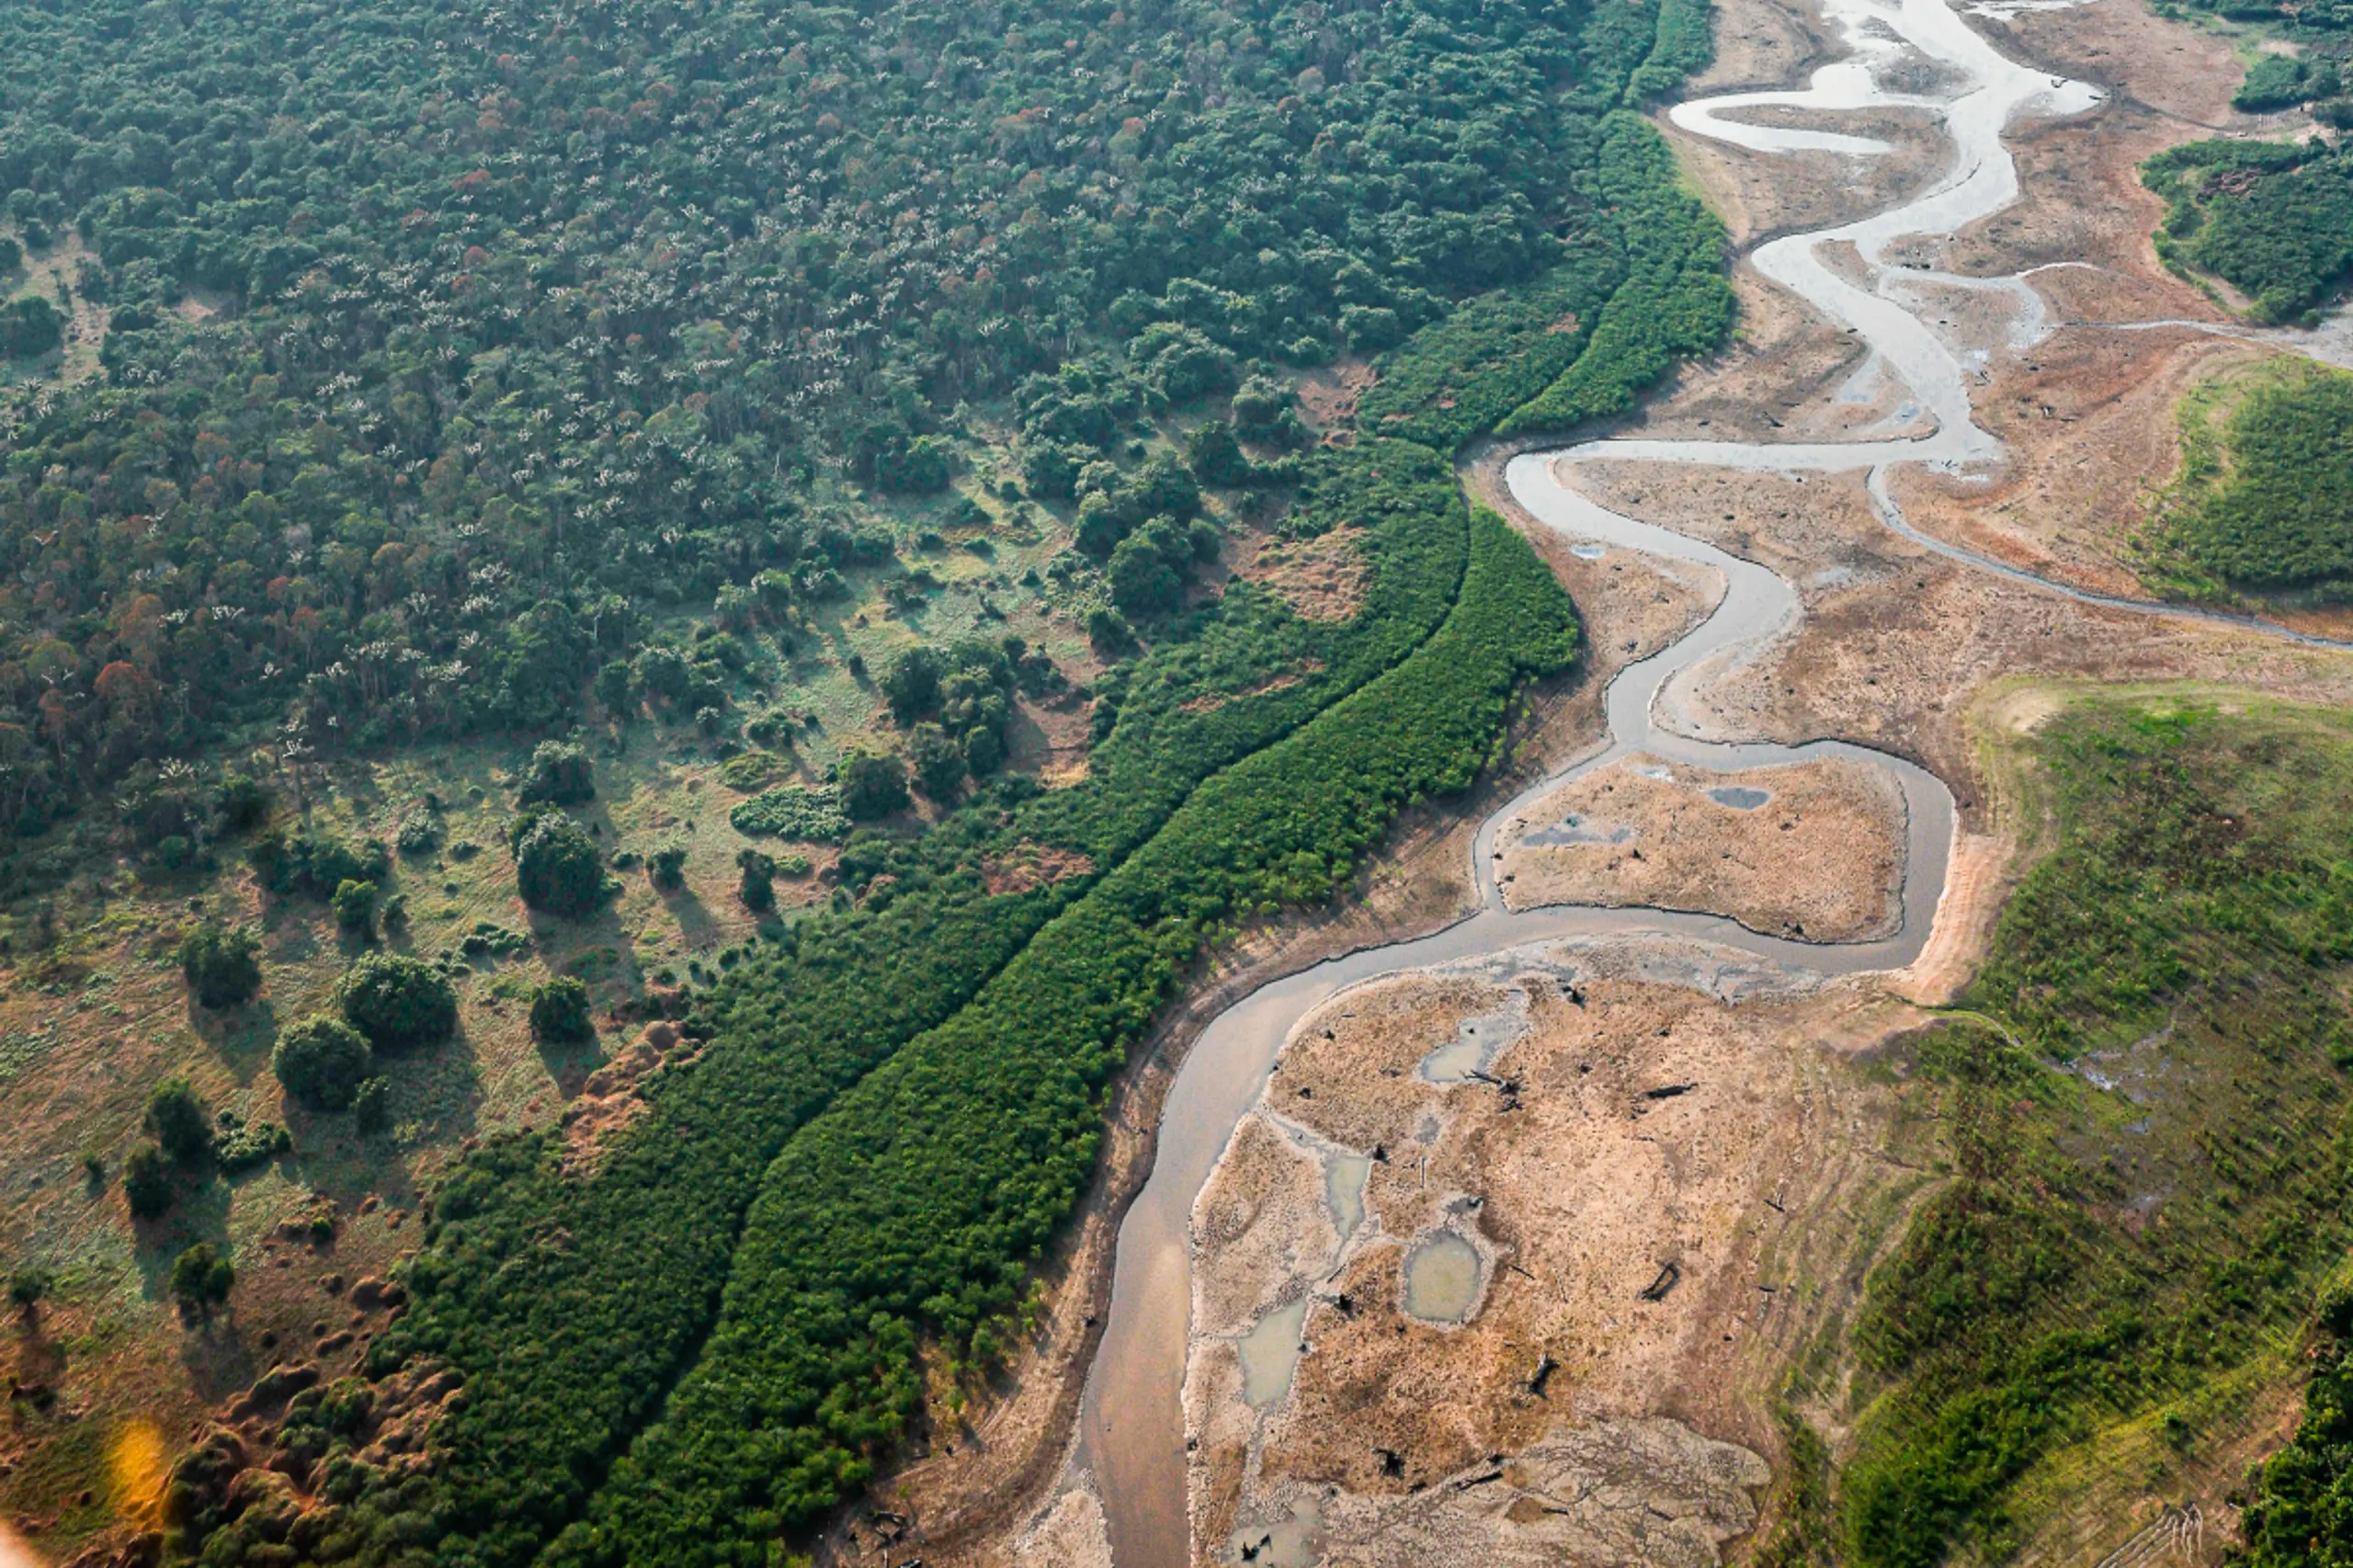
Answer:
[1808,692,2353,1568]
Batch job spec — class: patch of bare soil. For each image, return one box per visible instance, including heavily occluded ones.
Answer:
[558,1022,698,1174]
[1183,950,1934,1564]
[1292,360,1376,437]
[1497,753,1905,941]
[1236,528,1370,623]
[1178,663,1323,716]
[1688,0,1822,96]
[981,842,1097,897]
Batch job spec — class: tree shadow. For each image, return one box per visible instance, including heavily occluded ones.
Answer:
[188,995,281,1086]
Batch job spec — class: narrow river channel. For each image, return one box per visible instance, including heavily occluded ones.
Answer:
[1068,0,2345,1562]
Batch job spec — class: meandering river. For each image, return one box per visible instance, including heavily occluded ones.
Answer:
[1069,0,2347,1562]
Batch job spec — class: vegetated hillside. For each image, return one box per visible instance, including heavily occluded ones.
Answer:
[2141,358,2353,597]
[1793,698,2353,1568]
[37,2,1737,1567]
[2143,137,2353,325]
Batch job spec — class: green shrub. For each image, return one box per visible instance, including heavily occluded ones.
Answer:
[169,1243,235,1319]
[838,748,910,821]
[727,785,849,842]
[735,850,777,914]
[216,775,270,834]
[337,952,458,1051]
[332,878,378,934]
[272,1016,375,1111]
[529,978,596,1045]
[252,828,391,901]
[178,924,263,1009]
[352,1078,392,1135]
[518,742,597,807]
[214,1117,290,1173]
[144,1077,212,1165]
[122,1143,175,1218]
[0,295,63,358]
[516,812,608,918]
[649,843,688,892]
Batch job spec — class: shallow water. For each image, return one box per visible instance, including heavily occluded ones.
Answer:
[1324,1153,1371,1244]
[1519,812,1636,846]
[1235,1298,1310,1410]
[1708,786,1772,810]
[1401,1232,1483,1324]
[1415,1005,1531,1084]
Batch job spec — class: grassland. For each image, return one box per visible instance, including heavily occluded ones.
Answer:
[2137,357,2353,600]
[1791,691,2353,1568]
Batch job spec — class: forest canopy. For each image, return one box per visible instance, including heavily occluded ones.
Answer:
[0,0,1696,840]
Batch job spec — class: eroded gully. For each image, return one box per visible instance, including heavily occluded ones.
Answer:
[1071,1,2351,1563]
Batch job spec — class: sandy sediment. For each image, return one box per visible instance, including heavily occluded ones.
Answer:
[1182,944,1933,1564]
[1008,1476,1118,1568]
[1495,753,1905,940]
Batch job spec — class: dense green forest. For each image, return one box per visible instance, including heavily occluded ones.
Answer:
[0,0,1710,850]
[2143,136,2353,324]
[42,0,1743,1563]
[2241,1277,2353,1567]
[2143,359,2353,595]
[1827,699,2353,1568]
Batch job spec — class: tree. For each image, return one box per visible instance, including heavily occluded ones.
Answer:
[595,661,635,715]
[530,977,596,1043]
[122,1144,175,1218]
[10,1267,51,1313]
[516,812,607,917]
[518,741,596,806]
[336,952,458,1051]
[649,843,689,891]
[332,878,377,936]
[0,296,63,358]
[352,1078,392,1134]
[272,1015,374,1111]
[169,1243,235,1321]
[633,645,692,710]
[838,748,910,821]
[908,724,967,802]
[881,647,942,726]
[179,924,263,1009]
[735,849,777,913]
[1186,419,1255,486]
[144,1077,213,1165]
[1108,521,1188,619]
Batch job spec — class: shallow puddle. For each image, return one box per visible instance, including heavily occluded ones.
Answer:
[1707,785,1772,810]
[1415,1002,1529,1083]
[1237,1298,1310,1408]
[1520,812,1635,846]
[1224,1496,1322,1567]
[1402,1231,1483,1323]
[1324,1153,1371,1242]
